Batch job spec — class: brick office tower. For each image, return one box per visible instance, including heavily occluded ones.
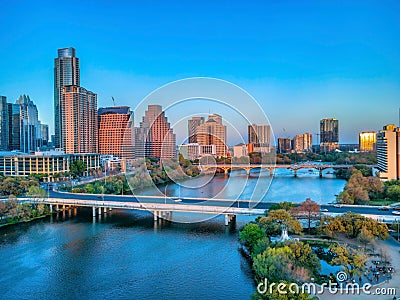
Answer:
[98,106,133,158]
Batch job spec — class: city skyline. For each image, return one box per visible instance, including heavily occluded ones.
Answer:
[1,1,400,144]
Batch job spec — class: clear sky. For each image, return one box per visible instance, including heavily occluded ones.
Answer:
[1,0,399,144]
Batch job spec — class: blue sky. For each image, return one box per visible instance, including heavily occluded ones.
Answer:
[1,0,399,144]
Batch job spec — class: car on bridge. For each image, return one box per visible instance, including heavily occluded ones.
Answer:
[378,206,390,211]
[333,204,342,208]
[392,211,400,215]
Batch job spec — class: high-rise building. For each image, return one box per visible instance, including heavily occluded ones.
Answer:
[40,124,49,146]
[61,86,98,154]
[196,114,227,157]
[16,95,41,153]
[320,118,339,143]
[278,138,291,153]
[54,47,80,149]
[293,133,313,153]
[136,105,176,159]
[320,118,339,152]
[98,106,133,158]
[377,124,400,180]
[359,131,376,152]
[0,96,9,151]
[248,124,271,146]
[188,116,204,143]
[8,103,20,150]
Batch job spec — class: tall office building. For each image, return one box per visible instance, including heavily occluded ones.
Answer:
[377,124,400,180]
[188,116,204,143]
[359,131,376,152]
[16,95,41,153]
[0,96,9,151]
[8,103,20,150]
[196,114,227,157]
[98,106,133,158]
[61,86,98,154]
[320,118,339,152]
[40,124,49,146]
[278,138,291,153]
[248,124,271,152]
[136,105,176,159]
[293,133,313,153]
[54,47,80,149]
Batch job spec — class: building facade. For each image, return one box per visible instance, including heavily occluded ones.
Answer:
[248,124,271,150]
[16,95,41,153]
[98,106,133,158]
[54,47,80,149]
[233,144,248,158]
[196,114,227,157]
[61,86,98,154]
[136,105,176,159]
[320,118,339,152]
[0,96,9,151]
[359,131,376,152]
[0,151,100,181]
[377,124,400,180]
[188,116,204,143]
[278,138,291,153]
[293,133,313,153]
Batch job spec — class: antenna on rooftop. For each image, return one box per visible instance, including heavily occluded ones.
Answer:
[112,96,116,106]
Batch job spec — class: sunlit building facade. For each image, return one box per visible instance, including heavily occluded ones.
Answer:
[377,124,400,180]
[196,114,227,157]
[359,131,376,152]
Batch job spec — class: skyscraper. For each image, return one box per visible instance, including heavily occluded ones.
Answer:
[136,105,176,159]
[16,95,41,153]
[278,138,291,153]
[359,131,376,152]
[188,116,204,143]
[54,47,80,149]
[377,124,400,180]
[196,114,227,157]
[98,106,133,158]
[293,133,313,153]
[61,86,98,154]
[0,96,9,151]
[8,103,20,151]
[320,118,339,152]
[248,124,271,152]
[40,124,49,146]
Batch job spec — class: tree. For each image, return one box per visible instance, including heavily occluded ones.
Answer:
[259,209,303,235]
[26,186,47,201]
[70,160,87,178]
[386,185,400,201]
[329,243,367,279]
[358,226,374,249]
[291,198,320,233]
[269,202,297,211]
[239,223,267,254]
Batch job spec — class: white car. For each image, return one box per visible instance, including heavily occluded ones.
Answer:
[392,211,400,215]
[322,208,329,212]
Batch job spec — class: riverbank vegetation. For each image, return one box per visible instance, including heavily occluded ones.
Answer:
[0,175,41,197]
[336,169,400,204]
[239,201,390,300]
[0,186,49,226]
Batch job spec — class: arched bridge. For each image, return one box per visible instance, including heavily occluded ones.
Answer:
[198,163,354,177]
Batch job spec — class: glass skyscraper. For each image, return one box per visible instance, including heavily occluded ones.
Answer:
[54,47,80,149]
[0,96,9,151]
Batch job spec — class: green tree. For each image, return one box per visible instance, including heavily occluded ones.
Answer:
[259,209,303,235]
[329,243,367,279]
[239,223,267,254]
[70,160,87,178]
[386,185,400,201]
[26,186,47,201]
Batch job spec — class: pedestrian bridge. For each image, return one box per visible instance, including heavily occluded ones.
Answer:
[198,163,353,177]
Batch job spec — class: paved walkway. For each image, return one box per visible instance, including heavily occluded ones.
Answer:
[318,237,400,300]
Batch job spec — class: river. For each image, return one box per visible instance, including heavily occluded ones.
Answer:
[0,170,346,300]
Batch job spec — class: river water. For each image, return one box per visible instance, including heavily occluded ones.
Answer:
[0,170,346,300]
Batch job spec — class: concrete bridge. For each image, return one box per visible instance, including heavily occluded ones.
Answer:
[198,163,353,177]
[20,197,265,226]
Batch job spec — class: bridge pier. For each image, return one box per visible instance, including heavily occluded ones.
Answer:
[56,204,59,211]
[49,204,53,213]
[293,170,297,177]
[319,169,323,178]
[103,207,107,214]
[224,214,236,226]
[246,169,250,176]
[153,211,158,221]
[92,206,96,217]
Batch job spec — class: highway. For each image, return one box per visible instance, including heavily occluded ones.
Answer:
[47,191,398,217]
